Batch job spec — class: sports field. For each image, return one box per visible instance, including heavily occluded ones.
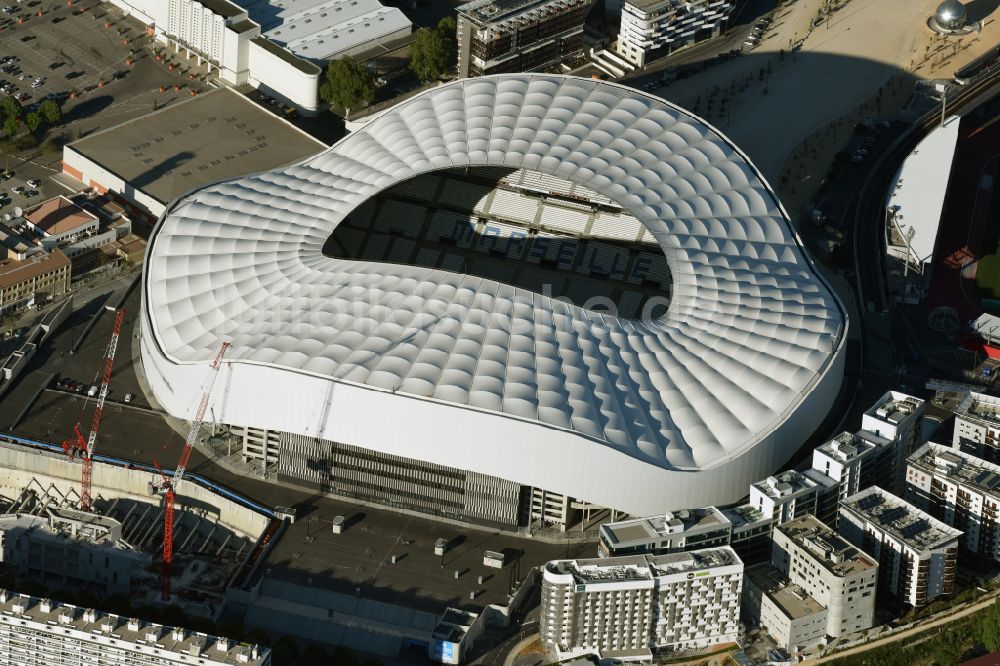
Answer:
[973,160,1000,304]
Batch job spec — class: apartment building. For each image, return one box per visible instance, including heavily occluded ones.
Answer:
[617,0,734,67]
[839,487,960,607]
[456,0,592,78]
[743,563,828,653]
[771,515,877,636]
[598,507,732,558]
[0,249,70,313]
[541,547,743,661]
[906,442,1000,561]
[861,391,925,492]
[810,430,896,524]
[749,470,827,524]
[0,590,269,665]
[953,392,1000,464]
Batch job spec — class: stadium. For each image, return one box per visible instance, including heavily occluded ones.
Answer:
[139,74,847,530]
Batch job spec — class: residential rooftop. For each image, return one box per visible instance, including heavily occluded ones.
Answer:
[66,88,325,207]
[909,442,1000,498]
[458,0,587,28]
[547,547,740,584]
[865,391,924,425]
[752,470,818,500]
[776,515,877,577]
[0,249,69,289]
[955,391,1000,426]
[746,563,826,621]
[841,487,961,552]
[0,590,268,664]
[814,430,891,463]
[600,507,730,546]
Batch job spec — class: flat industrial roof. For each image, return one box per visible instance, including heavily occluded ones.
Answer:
[66,88,326,206]
[250,0,411,61]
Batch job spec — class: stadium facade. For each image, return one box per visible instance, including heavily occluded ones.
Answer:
[140,75,847,530]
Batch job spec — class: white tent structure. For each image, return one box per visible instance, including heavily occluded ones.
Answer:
[140,75,847,516]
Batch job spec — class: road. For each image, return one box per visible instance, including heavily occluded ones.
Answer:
[806,592,1000,664]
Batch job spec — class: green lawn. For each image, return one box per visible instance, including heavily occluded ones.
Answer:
[974,162,1000,303]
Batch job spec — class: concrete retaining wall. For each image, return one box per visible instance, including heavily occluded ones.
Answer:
[0,440,269,541]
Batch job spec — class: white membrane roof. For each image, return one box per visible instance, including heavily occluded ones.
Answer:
[144,74,845,473]
[886,114,960,265]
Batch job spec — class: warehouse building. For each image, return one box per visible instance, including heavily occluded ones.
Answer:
[0,590,269,665]
[62,87,325,225]
[906,442,1000,562]
[109,0,412,113]
[540,547,743,661]
[839,487,960,607]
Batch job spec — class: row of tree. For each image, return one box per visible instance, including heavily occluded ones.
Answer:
[1,95,62,139]
[319,17,457,115]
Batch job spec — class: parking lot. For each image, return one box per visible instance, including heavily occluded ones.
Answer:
[0,0,215,204]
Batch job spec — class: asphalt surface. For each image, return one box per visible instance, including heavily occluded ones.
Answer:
[0,284,597,619]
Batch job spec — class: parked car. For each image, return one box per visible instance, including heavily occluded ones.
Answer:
[26,178,39,187]
[10,185,23,193]
[87,385,98,397]
[124,393,133,403]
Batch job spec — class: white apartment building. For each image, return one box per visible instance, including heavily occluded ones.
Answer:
[810,430,896,524]
[953,391,1000,465]
[0,590,270,665]
[743,563,828,653]
[617,0,735,67]
[839,487,960,607]
[749,470,824,524]
[906,442,1000,561]
[771,515,877,637]
[541,547,743,661]
[861,391,925,492]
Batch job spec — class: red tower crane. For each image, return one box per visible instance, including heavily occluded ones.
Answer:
[153,341,230,601]
[61,308,125,512]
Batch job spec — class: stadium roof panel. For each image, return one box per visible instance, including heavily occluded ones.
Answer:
[141,75,846,515]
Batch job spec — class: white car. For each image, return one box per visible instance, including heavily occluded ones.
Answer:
[87,385,98,397]
[30,81,41,89]
[10,186,23,194]
[124,393,133,403]
[26,179,39,188]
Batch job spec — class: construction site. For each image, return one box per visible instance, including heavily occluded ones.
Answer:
[0,283,593,660]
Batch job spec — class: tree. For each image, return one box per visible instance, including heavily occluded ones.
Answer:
[24,112,41,134]
[410,27,451,82]
[3,116,16,138]
[38,99,61,125]
[0,96,21,121]
[319,56,374,116]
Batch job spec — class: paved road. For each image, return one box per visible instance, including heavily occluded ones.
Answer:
[806,592,1000,664]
